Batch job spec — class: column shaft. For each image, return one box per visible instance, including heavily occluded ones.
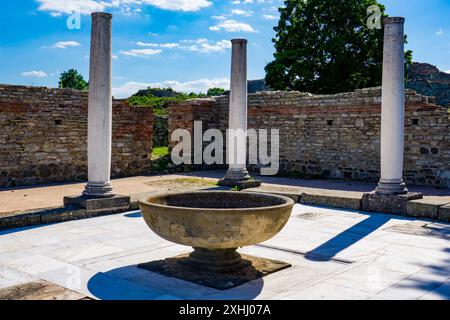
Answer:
[83,12,114,198]
[225,39,250,181]
[376,17,408,195]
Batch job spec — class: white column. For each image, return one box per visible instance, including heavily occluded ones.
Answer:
[83,12,114,198]
[225,39,250,181]
[376,17,408,195]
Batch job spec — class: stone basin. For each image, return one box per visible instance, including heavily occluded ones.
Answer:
[138,191,294,272]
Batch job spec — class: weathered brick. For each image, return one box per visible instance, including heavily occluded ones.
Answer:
[168,87,450,189]
[0,84,154,188]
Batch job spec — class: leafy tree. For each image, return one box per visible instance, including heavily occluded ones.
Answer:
[58,69,89,90]
[207,87,225,96]
[265,0,412,94]
[128,87,206,116]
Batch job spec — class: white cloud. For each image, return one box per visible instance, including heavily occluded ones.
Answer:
[52,41,81,49]
[232,9,252,16]
[444,70,450,74]
[120,48,162,57]
[136,42,159,47]
[181,40,231,53]
[21,71,48,78]
[212,15,226,20]
[160,43,179,48]
[113,78,230,98]
[436,29,443,36]
[133,38,230,54]
[263,14,277,20]
[37,0,106,15]
[209,20,256,32]
[181,38,209,44]
[231,0,253,3]
[137,41,179,48]
[36,0,212,15]
[140,0,212,12]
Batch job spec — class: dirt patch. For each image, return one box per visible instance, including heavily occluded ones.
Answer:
[144,177,219,190]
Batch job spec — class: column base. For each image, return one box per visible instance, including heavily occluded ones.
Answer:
[362,191,423,215]
[82,182,115,198]
[224,168,251,181]
[218,169,262,189]
[64,194,131,213]
[375,180,408,195]
[218,178,262,190]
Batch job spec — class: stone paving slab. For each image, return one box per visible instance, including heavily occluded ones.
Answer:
[0,279,87,300]
[0,205,449,300]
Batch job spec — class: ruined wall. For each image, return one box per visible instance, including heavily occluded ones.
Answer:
[169,87,450,189]
[0,84,154,188]
[407,62,450,107]
[153,115,169,147]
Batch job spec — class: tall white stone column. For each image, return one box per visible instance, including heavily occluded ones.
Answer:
[219,39,261,189]
[225,39,250,181]
[376,17,408,195]
[83,12,114,198]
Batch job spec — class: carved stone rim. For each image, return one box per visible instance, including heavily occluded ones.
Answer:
[92,12,112,19]
[384,17,405,25]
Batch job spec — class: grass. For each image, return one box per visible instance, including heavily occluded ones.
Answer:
[145,178,218,188]
[152,146,169,160]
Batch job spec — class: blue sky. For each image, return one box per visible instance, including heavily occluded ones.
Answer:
[0,0,449,98]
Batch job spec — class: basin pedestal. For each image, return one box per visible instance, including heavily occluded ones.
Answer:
[137,191,294,290]
[138,249,291,291]
[187,248,250,272]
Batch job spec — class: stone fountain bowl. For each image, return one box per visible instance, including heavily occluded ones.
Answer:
[138,191,294,272]
[139,191,294,249]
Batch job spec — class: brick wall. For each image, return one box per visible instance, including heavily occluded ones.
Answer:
[153,115,169,147]
[168,87,450,189]
[0,84,154,188]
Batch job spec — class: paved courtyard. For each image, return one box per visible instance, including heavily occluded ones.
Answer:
[0,203,449,300]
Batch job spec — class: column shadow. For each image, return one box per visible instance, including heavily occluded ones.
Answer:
[304,214,392,261]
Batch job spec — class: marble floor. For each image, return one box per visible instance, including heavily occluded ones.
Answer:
[0,204,449,300]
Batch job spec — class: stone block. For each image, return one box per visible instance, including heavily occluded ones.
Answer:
[439,204,450,222]
[63,195,131,213]
[40,207,88,224]
[362,192,423,215]
[407,199,449,220]
[300,193,362,210]
[0,212,41,230]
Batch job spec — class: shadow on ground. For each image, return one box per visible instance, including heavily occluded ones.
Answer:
[87,265,264,300]
[390,247,450,299]
[124,211,142,218]
[305,214,392,261]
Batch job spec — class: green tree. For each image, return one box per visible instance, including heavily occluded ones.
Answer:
[58,69,89,90]
[207,87,225,96]
[265,0,412,94]
[128,87,206,116]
